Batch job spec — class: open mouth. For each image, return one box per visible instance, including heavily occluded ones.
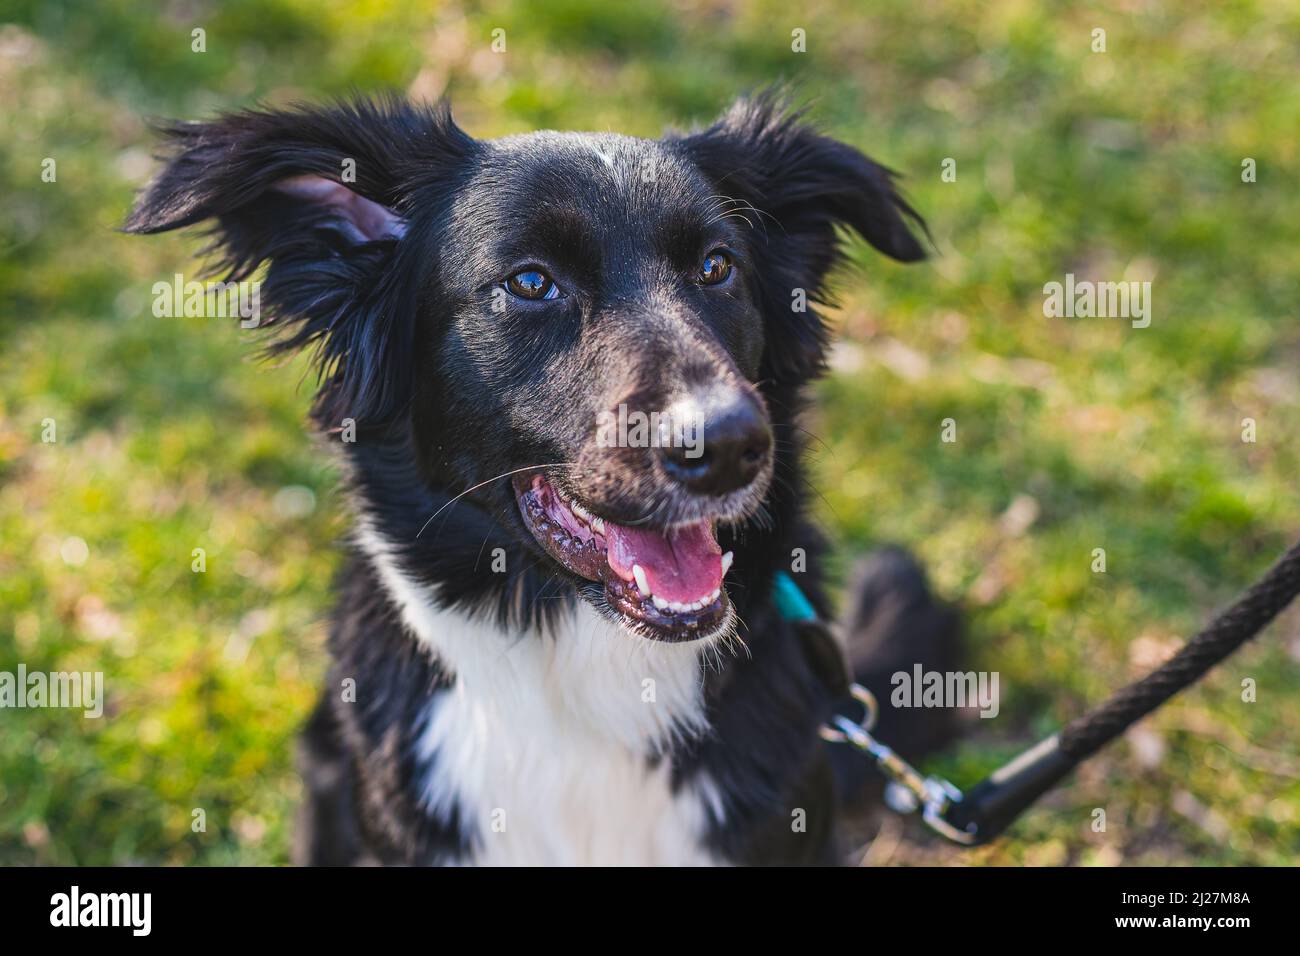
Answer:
[513,473,733,642]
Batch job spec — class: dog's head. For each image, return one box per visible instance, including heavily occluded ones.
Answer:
[127,92,924,643]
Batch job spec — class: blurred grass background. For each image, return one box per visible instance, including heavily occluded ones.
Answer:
[1,0,1297,865]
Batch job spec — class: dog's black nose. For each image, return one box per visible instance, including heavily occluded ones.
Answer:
[659,388,772,496]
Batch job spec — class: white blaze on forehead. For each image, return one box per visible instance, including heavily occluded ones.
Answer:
[589,143,631,194]
[585,139,655,193]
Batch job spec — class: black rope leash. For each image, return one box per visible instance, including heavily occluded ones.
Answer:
[823,537,1300,846]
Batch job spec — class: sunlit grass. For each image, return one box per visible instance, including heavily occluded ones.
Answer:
[1,0,1297,865]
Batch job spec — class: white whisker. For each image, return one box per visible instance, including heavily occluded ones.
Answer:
[415,462,575,539]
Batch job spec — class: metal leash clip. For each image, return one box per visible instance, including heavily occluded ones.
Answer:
[820,683,979,846]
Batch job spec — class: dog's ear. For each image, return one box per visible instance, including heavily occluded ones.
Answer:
[674,91,927,382]
[125,96,476,424]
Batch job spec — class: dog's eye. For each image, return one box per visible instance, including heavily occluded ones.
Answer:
[699,250,733,285]
[504,269,560,301]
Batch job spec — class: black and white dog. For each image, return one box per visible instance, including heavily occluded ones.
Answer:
[127,91,953,865]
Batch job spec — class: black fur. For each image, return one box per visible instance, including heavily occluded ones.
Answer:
[128,90,949,865]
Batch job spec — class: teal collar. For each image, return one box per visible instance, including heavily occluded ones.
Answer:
[772,571,818,622]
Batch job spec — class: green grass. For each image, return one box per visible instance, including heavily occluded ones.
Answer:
[1,0,1298,865]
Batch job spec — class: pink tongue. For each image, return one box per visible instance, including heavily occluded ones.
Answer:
[604,519,723,604]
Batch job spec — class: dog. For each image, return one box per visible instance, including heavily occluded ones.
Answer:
[126,90,954,865]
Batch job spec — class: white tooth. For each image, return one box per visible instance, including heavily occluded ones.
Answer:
[653,595,670,611]
[720,551,734,575]
[570,501,590,521]
[690,600,703,611]
[632,564,651,597]
[708,589,720,603]
[591,517,605,534]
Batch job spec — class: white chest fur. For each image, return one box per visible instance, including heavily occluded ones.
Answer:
[357,526,725,865]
